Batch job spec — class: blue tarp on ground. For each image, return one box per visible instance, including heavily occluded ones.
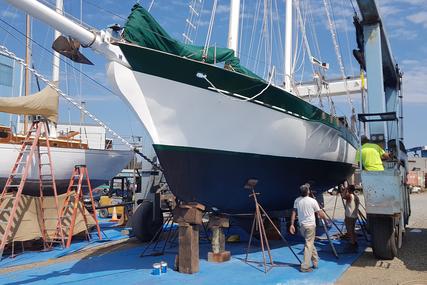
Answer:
[0,220,366,285]
[0,219,130,269]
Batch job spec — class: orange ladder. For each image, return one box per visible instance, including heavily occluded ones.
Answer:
[0,118,65,259]
[58,165,102,248]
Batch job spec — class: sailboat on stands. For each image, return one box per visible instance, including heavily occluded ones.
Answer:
[7,0,357,212]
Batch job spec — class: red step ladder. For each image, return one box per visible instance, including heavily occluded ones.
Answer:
[0,118,65,259]
[58,165,102,248]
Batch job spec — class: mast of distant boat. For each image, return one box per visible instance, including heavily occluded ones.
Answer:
[50,0,64,137]
[23,14,31,132]
[52,0,63,84]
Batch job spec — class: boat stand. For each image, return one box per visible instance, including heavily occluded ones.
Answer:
[244,179,301,273]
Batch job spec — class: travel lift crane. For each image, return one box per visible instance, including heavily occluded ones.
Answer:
[354,0,410,260]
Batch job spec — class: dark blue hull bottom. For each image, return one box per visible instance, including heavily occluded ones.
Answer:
[154,145,354,214]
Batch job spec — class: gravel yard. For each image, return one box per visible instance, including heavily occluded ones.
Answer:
[325,191,427,285]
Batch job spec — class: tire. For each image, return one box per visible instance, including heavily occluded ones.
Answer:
[132,201,163,242]
[370,216,397,260]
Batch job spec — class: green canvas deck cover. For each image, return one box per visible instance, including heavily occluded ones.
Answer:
[123,4,260,79]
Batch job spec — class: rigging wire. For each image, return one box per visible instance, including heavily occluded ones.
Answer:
[238,0,245,56]
[273,0,284,81]
[322,0,356,128]
[0,17,119,99]
[349,0,357,15]
[203,0,217,58]
[246,0,261,67]
[82,0,127,20]
[148,0,156,12]
[0,44,161,169]
[193,0,205,44]
[339,0,355,76]
[0,45,132,149]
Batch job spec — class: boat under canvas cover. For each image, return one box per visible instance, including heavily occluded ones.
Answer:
[123,4,259,79]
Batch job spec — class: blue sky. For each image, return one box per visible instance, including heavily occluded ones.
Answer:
[0,0,426,149]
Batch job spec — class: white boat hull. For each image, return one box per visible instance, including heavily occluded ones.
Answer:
[0,143,133,195]
[108,61,356,164]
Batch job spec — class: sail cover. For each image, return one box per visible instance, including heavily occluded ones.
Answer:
[123,4,261,79]
[0,85,59,123]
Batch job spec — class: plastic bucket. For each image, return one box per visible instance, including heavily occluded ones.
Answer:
[152,263,161,275]
[160,261,167,273]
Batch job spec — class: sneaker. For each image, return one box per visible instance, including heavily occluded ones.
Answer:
[300,267,313,273]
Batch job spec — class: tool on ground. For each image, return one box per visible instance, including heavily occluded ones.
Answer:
[0,117,65,260]
[244,179,301,273]
[57,165,102,248]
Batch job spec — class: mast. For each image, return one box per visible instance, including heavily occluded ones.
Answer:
[52,0,63,83]
[50,0,63,137]
[284,0,292,92]
[23,14,31,132]
[227,0,240,55]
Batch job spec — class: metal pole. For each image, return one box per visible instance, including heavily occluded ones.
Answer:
[284,0,292,91]
[52,0,63,83]
[227,0,240,55]
[24,14,31,132]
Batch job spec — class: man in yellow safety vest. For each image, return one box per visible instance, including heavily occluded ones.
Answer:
[356,135,390,171]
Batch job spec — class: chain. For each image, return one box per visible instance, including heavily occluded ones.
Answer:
[0,45,162,170]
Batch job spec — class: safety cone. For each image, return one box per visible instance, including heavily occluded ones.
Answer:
[110,207,119,222]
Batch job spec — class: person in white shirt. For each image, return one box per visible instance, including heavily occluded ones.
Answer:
[289,183,327,272]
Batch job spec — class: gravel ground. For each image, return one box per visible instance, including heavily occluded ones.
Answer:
[325,191,427,285]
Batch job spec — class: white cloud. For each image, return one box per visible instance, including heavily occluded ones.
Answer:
[378,5,401,17]
[407,11,427,28]
[400,60,427,103]
[1,10,18,19]
[389,28,418,40]
[215,4,230,15]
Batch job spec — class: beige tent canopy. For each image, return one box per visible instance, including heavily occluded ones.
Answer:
[0,85,59,123]
[0,193,94,243]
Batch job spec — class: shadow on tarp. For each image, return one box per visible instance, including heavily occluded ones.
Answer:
[0,220,367,285]
[0,220,130,269]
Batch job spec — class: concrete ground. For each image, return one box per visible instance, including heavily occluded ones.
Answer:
[325,191,427,285]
